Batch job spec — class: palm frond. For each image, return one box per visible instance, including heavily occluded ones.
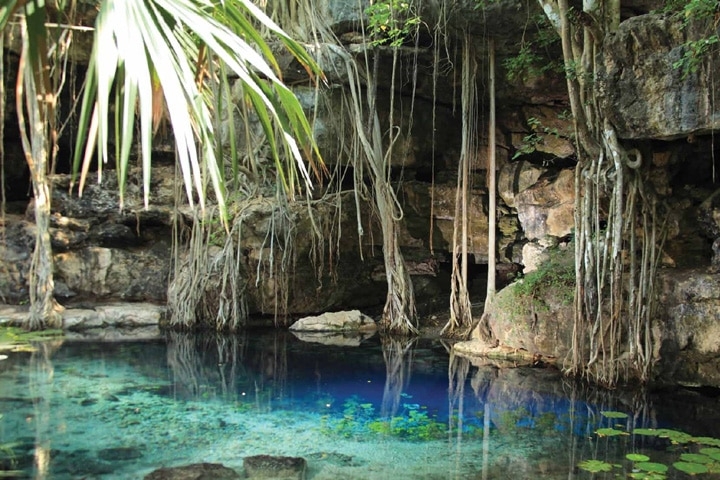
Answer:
[71,0,324,218]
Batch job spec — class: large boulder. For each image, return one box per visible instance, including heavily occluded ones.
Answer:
[655,269,720,387]
[601,14,720,139]
[290,310,376,332]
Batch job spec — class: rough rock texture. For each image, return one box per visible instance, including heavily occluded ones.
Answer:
[601,14,720,139]
[243,455,307,480]
[290,310,377,331]
[0,303,165,339]
[474,272,575,361]
[144,462,240,480]
[515,169,575,242]
[655,269,720,386]
[462,266,720,388]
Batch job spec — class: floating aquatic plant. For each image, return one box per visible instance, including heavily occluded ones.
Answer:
[601,410,629,419]
[627,453,651,462]
[580,416,720,478]
[578,459,614,473]
[674,461,709,475]
[596,427,629,437]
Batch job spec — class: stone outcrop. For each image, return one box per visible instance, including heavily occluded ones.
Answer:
[459,264,720,388]
[601,14,720,140]
[655,269,720,386]
[290,310,377,332]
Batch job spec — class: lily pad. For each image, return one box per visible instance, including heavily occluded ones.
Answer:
[635,462,669,473]
[655,429,693,444]
[699,447,720,461]
[578,459,613,473]
[680,453,713,464]
[692,437,720,447]
[596,427,629,437]
[601,411,629,419]
[673,461,709,475]
[633,428,659,436]
[626,453,651,462]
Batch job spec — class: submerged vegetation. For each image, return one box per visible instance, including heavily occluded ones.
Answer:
[325,396,449,441]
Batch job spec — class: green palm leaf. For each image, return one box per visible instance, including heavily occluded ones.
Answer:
[72,0,323,218]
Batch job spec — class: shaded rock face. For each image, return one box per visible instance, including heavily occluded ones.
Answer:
[655,270,720,387]
[0,167,174,305]
[601,14,720,140]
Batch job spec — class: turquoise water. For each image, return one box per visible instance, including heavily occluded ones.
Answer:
[1,330,719,479]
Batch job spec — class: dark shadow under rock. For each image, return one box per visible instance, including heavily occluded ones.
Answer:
[243,455,307,480]
[144,462,240,480]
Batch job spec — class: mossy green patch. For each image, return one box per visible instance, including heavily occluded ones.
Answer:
[0,326,64,352]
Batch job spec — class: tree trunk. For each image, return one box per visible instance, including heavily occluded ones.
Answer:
[485,37,497,307]
[444,34,476,335]
[537,0,661,385]
[17,23,62,330]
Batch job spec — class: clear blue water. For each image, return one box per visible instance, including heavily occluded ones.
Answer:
[1,330,719,479]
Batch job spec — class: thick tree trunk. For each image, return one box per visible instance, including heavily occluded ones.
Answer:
[485,37,497,306]
[17,22,62,331]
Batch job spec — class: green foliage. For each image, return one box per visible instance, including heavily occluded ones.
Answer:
[365,0,421,47]
[503,14,562,82]
[673,35,719,77]
[665,0,720,78]
[512,246,575,307]
[0,326,64,351]
[513,116,567,160]
[327,397,446,441]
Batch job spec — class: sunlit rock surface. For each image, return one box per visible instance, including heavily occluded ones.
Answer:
[290,310,377,332]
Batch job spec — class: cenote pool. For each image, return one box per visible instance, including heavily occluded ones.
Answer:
[1,330,720,479]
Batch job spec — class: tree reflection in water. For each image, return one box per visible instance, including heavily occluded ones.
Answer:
[29,340,63,480]
[380,336,416,418]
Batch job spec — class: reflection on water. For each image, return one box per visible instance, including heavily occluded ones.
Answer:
[1,330,719,479]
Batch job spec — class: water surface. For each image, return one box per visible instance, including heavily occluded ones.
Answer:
[1,330,719,479]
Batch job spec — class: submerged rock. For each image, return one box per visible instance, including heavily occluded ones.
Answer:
[144,462,240,480]
[243,455,307,480]
[289,310,377,332]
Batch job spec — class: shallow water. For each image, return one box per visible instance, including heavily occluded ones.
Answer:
[1,330,719,479]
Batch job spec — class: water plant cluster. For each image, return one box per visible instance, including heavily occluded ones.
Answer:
[323,396,449,442]
[0,326,63,352]
[579,411,720,478]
